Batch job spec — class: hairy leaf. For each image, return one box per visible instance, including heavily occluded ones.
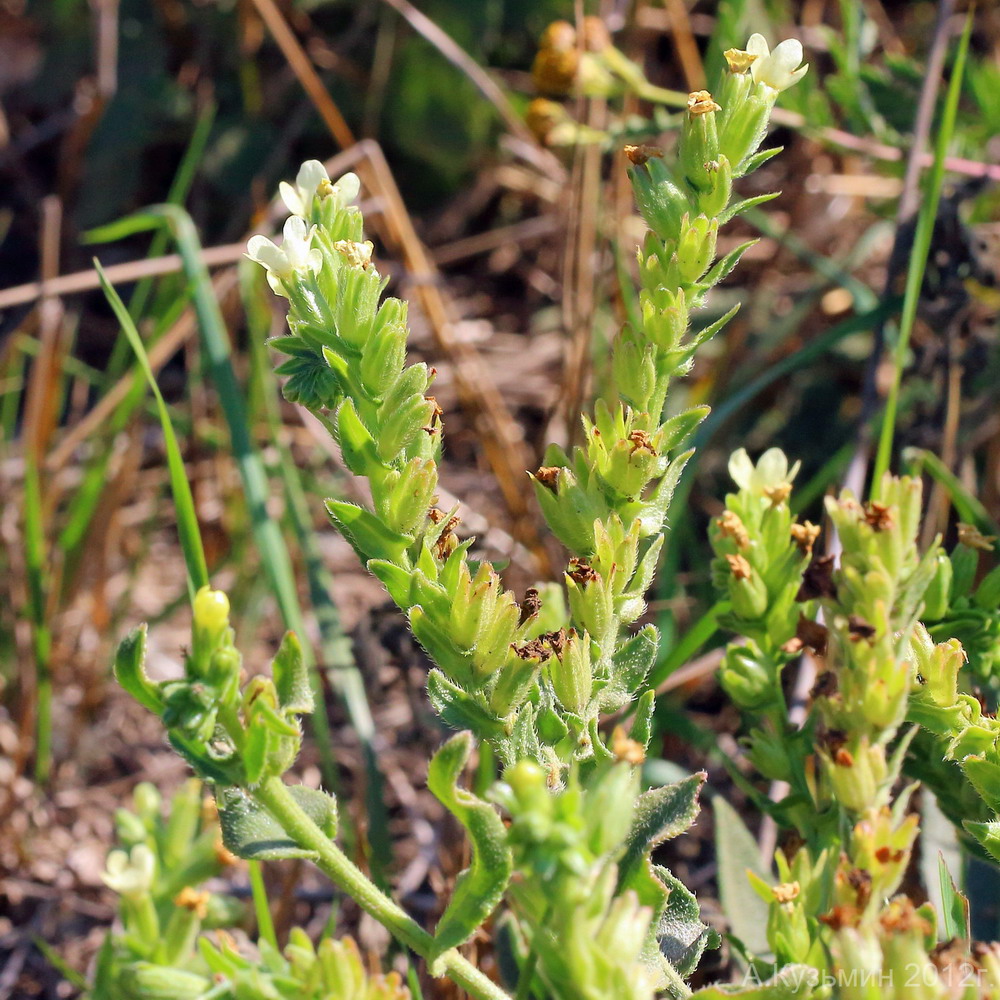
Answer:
[217,785,337,861]
[427,733,512,971]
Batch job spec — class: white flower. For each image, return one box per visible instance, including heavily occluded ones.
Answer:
[279,160,360,215]
[246,216,322,295]
[729,447,801,500]
[101,844,156,898]
[745,34,808,93]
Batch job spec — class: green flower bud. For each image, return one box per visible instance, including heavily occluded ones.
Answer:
[193,587,230,641]
[611,325,656,412]
[120,962,212,1000]
[629,157,689,243]
[679,92,721,191]
[549,630,593,714]
[114,808,150,848]
[719,644,773,711]
[697,154,733,218]
[132,782,162,825]
[641,286,688,352]
[718,92,770,171]
[745,726,791,781]
[922,550,952,620]
[676,214,718,283]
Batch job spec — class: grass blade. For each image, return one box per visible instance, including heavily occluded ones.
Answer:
[95,260,209,595]
[872,15,973,493]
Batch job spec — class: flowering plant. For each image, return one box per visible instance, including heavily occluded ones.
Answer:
[101,21,1000,1000]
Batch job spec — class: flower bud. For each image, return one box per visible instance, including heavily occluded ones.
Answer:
[697,155,733,218]
[120,963,212,1000]
[676,214,718,283]
[193,587,230,649]
[641,286,689,352]
[922,550,952,620]
[549,630,593,715]
[612,325,656,412]
[629,157,688,243]
[719,644,772,711]
[679,93,720,192]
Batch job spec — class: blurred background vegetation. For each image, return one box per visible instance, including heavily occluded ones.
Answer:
[1,0,999,995]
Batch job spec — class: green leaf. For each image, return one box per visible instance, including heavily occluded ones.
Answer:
[656,864,716,978]
[691,965,819,998]
[719,193,780,226]
[964,820,1000,865]
[713,796,772,958]
[336,397,385,477]
[619,772,705,888]
[271,631,314,716]
[427,733,512,971]
[217,785,337,861]
[326,499,412,564]
[368,558,414,609]
[113,625,165,716]
[630,688,656,749]
[427,669,506,738]
[938,853,970,941]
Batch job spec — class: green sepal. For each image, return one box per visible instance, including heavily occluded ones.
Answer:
[636,449,693,537]
[217,785,337,861]
[272,631,314,717]
[335,397,385,478]
[368,558,414,608]
[427,733,513,972]
[427,669,506,738]
[243,721,269,785]
[114,625,165,716]
[325,499,412,564]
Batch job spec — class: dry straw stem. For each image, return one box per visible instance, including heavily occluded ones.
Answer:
[247,0,549,571]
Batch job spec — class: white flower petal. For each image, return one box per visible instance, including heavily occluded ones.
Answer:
[745,33,769,62]
[757,448,787,485]
[333,171,360,205]
[279,180,304,216]
[728,449,754,491]
[246,235,286,273]
[296,159,328,192]
[770,38,803,74]
[283,215,309,241]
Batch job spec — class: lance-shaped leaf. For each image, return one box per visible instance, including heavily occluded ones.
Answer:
[655,864,716,978]
[326,499,412,564]
[114,625,165,716]
[599,625,659,712]
[960,755,1000,814]
[618,771,705,887]
[964,819,1000,865]
[336,397,385,478]
[217,785,337,861]
[272,631,314,717]
[368,558,414,609]
[690,965,819,998]
[426,733,512,971]
[714,796,772,958]
[427,670,506,739]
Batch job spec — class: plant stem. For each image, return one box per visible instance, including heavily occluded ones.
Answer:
[252,776,513,1000]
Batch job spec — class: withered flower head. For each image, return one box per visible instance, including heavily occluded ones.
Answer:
[687,90,722,116]
[612,725,646,765]
[724,48,758,73]
[624,144,664,166]
[726,553,753,581]
[958,522,997,552]
[790,520,821,555]
[716,509,750,550]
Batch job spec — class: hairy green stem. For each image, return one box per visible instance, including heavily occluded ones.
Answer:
[252,776,513,1000]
